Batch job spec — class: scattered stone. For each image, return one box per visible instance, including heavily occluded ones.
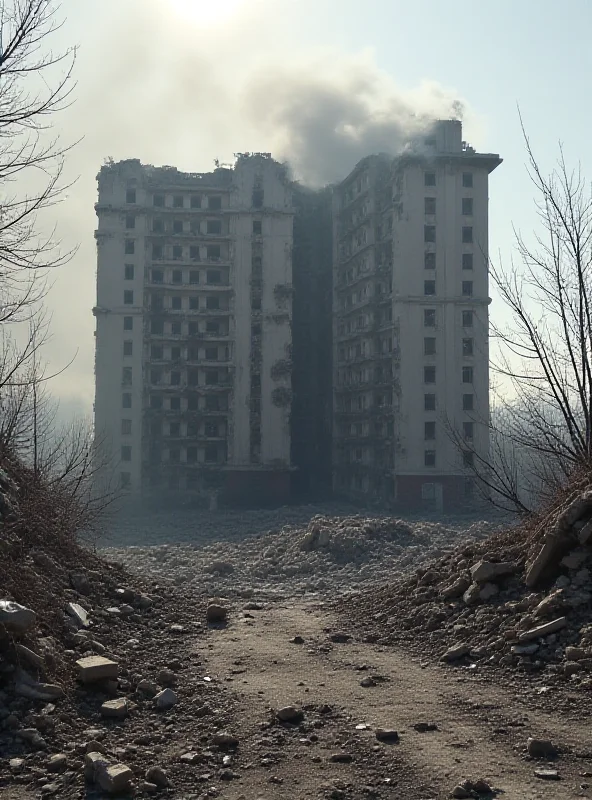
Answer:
[146,766,169,788]
[527,738,557,758]
[77,656,118,684]
[413,722,438,732]
[158,668,176,686]
[276,706,304,723]
[0,600,36,632]
[67,602,89,628]
[15,643,45,671]
[330,752,353,763]
[96,762,134,794]
[155,688,177,710]
[9,758,25,773]
[206,603,228,624]
[519,617,567,642]
[375,728,399,743]
[534,768,560,780]
[290,636,305,644]
[100,698,129,719]
[137,679,158,696]
[213,732,239,748]
[47,753,67,772]
[511,644,539,656]
[360,676,376,688]
[479,582,499,601]
[462,583,481,605]
[70,572,91,594]
[85,751,110,781]
[329,632,352,643]
[441,576,471,600]
[471,560,515,583]
[441,643,470,662]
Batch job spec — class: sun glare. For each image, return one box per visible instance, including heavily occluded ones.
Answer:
[169,0,246,26]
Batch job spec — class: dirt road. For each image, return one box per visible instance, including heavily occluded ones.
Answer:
[201,600,592,800]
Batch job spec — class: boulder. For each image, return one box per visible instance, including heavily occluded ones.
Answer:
[154,688,177,710]
[206,603,228,624]
[96,762,134,794]
[0,600,36,632]
[470,560,515,584]
[100,698,129,719]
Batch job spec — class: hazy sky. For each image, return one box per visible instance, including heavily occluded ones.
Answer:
[38,0,592,420]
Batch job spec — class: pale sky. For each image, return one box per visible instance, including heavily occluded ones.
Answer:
[38,0,592,421]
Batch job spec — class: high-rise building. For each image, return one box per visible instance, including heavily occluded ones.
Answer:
[93,154,294,504]
[332,120,501,511]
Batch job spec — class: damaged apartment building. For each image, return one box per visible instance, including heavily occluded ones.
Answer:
[93,120,500,510]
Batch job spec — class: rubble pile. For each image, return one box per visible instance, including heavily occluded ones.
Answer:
[0,451,237,796]
[337,483,592,687]
[103,515,497,596]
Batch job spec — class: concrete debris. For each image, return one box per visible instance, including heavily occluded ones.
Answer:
[527,737,557,758]
[77,656,119,684]
[155,687,177,710]
[276,705,304,723]
[470,560,515,584]
[206,603,228,624]
[66,602,89,628]
[100,698,129,718]
[96,762,134,794]
[0,600,36,632]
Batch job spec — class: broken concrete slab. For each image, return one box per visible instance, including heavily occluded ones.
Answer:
[0,600,36,632]
[470,560,515,584]
[77,656,118,684]
[67,602,89,628]
[519,617,567,642]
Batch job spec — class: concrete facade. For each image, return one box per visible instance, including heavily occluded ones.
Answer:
[332,121,501,511]
[94,155,293,504]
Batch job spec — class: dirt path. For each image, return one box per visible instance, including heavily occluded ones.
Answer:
[200,600,592,799]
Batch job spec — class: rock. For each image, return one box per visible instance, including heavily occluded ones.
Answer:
[206,603,228,624]
[77,656,118,684]
[277,706,304,723]
[138,595,153,610]
[375,728,399,743]
[114,587,135,602]
[441,576,470,600]
[141,781,159,794]
[146,766,169,788]
[329,632,352,643]
[441,643,470,662]
[137,679,158,696]
[15,673,64,702]
[519,617,567,642]
[15,643,45,671]
[470,560,515,584]
[67,602,89,628]
[86,740,107,754]
[17,728,47,749]
[472,780,493,794]
[157,668,176,686]
[511,644,539,656]
[96,762,134,794]
[330,752,353,763]
[290,636,305,644]
[579,519,592,544]
[564,661,583,676]
[155,688,177,710]
[100,698,129,719]
[119,604,134,615]
[561,551,588,570]
[479,582,499,601]
[70,572,91,595]
[413,722,438,732]
[41,783,59,796]
[0,600,36,632]
[534,768,560,780]
[47,753,67,772]
[360,677,376,688]
[462,583,481,605]
[84,751,110,781]
[9,757,25,773]
[527,737,557,758]
[213,732,239,748]
[180,752,201,764]
[451,787,472,799]
[565,646,588,661]
[526,535,569,588]
[532,589,566,618]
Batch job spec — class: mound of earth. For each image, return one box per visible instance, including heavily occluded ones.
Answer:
[336,480,592,692]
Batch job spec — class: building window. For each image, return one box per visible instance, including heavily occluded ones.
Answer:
[207,219,222,235]
[150,368,162,384]
[463,450,474,467]
[462,172,473,188]
[424,280,436,296]
[170,371,181,386]
[189,297,199,310]
[462,281,473,297]
[205,371,218,385]
[205,346,217,361]
[187,446,198,463]
[205,445,218,463]
[462,310,473,327]
[207,244,221,260]
[253,220,262,235]
[462,338,474,357]
[205,422,218,437]
[151,344,163,359]
[188,322,199,336]
[124,240,134,255]
[172,269,182,284]
[462,366,474,384]
[173,219,183,234]
[151,295,163,311]
[424,252,436,269]
[424,308,436,327]
[252,296,262,311]
[170,422,180,437]
[173,195,184,208]
[462,253,473,270]
[463,393,474,411]
[424,393,436,411]
[126,189,136,204]
[173,245,182,260]
[121,446,131,462]
[208,195,222,210]
[170,397,181,410]
[123,290,133,305]
[123,316,133,331]
[190,246,199,261]
[152,244,163,260]
[125,215,135,229]
[153,194,165,207]
[171,346,181,360]
[252,189,264,208]
[189,270,199,284]
[123,340,132,356]
[424,449,436,467]
[151,319,163,335]
[424,337,436,356]
[424,365,436,383]
[169,449,180,463]
[122,366,132,385]
[424,172,436,187]
[124,264,134,280]
[171,296,182,311]
[462,226,473,243]
[122,393,131,409]
[424,225,436,243]
[463,421,474,440]
[120,472,131,488]
[190,194,201,209]
[206,296,220,310]
[462,198,473,216]
[150,395,163,410]
[205,395,219,411]
[424,197,436,215]
[207,320,221,334]
[153,218,164,233]
[424,421,436,440]
[152,269,163,284]
[207,270,221,284]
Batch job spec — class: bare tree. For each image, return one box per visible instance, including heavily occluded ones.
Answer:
[456,121,592,514]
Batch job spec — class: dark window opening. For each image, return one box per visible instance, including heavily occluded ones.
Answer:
[424,421,436,440]
[207,269,221,284]
[424,225,436,243]
[253,220,262,235]
[424,337,436,356]
[123,316,133,331]
[190,195,201,209]
[123,340,133,356]
[153,194,165,207]
[207,219,222,235]
[125,215,135,230]
[206,296,220,310]
[172,296,182,310]
[172,269,182,284]
[462,338,474,357]
[124,240,135,255]
[252,189,264,208]
[424,197,436,215]
[462,253,473,270]
[124,264,134,280]
[424,172,436,187]
[424,393,436,411]
[462,366,474,384]
[462,197,473,216]
[424,365,436,383]
[424,449,436,467]
[122,393,131,409]
[462,281,473,297]
[189,270,199,284]
[463,393,474,411]
[173,219,183,234]
[462,172,473,188]
[424,309,436,327]
[173,195,184,208]
[462,226,473,243]
[208,195,222,210]
[424,280,436,296]
[424,252,436,269]
[170,397,181,411]
[173,245,183,260]
[126,188,136,204]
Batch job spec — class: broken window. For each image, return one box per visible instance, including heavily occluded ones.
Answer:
[205,347,217,361]
[462,198,473,216]
[424,421,436,440]
[253,220,262,235]
[424,337,436,356]
[462,172,473,188]
[424,449,436,467]
[150,368,162,384]
[152,269,163,284]
[424,280,436,296]
[172,245,183,260]
[121,446,131,462]
[123,316,133,331]
[188,322,199,336]
[206,296,220,310]
[171,296,181,311]
[125,215,135,230]
[207,219,222,235]
[189,297,199,310]
[424,309,436,327]
[188,369,199,386]
[124,240,135,255]
[207,245,221,260]
[151,344,163,359]
[463,393,474,411]
[424,197,436,215]
[189,270,200,284]
[205,395,219,411]
[462,366,474,384]
[424,225,436,243]
[123,340,133,356]
[251,296,262,311]
[424,366,436,384]
[424,172,436,187]
[152,244,163,259]
[188,347,199,360]
[252,189,264,208]
[170,397,181,411]
[126,188,136,204]
[151,319,163,335]
[462,226,473,243]
[207,321,221,334]
[153,194,165,207]
[169,448,180,463]
[170,371,181,386]
[462,281,473,297]
[173,219,183,234]
[424,252,436,270]
[207,270,221,284]
[153,218,164,233]
[190,194,201,209]
[187,447,198,463]
[205,422,218,437]
[190,246,199,261]
[424,393,436,411]
[462,253,473,270]
[151,294,163,311]
[171,346,181,360]
[173,195,184,208]
[171,321,181,335]
[124,264,134,280]
[205,371,218,385]
[208,195,222,210]
[462,338,474,356]
[122,393,132,409]
[172,269,182,284]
